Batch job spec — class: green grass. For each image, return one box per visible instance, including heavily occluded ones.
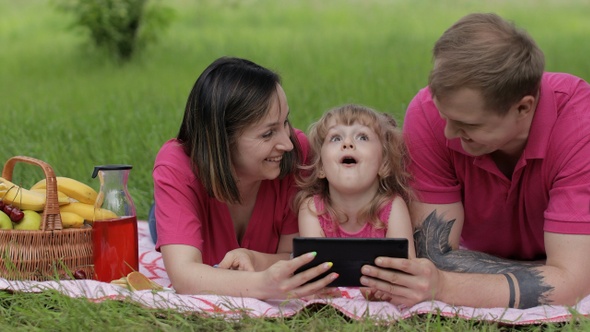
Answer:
[1,0,590,330]
[1,290,588,331]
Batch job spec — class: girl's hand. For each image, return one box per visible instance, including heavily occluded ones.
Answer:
[259,251,339,299]
[218,248,256,271]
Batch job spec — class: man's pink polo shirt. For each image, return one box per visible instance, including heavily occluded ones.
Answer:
[403,72,590,260]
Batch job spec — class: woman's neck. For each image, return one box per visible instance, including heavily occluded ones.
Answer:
[235,179,261,205]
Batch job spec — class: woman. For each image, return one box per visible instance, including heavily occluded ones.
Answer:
[151,57,336,298]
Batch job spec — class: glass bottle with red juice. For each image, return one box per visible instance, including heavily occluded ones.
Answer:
[91,165,138,282]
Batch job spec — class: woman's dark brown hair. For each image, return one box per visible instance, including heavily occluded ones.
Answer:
[177,57,302,204]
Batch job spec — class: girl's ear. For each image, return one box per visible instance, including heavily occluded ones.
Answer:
[318,166,326,179]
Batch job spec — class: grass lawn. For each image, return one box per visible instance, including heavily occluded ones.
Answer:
[1,0,590,330]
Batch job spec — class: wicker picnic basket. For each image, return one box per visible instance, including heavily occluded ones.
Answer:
[0,156,94,281]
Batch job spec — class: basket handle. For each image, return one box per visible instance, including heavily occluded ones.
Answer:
[2,156,63,231]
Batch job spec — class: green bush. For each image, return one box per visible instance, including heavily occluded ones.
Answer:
[55,0,174,61]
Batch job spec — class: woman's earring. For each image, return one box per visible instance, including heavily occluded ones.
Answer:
[318,169,325,178]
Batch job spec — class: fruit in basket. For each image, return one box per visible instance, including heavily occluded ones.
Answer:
[30,188,72,205]
[0,178,47,211]
[13,210,41,230]
[60,202,118,223]
[0,210,13,230]
[8,206,24,222]
[30,177,98,205]
[60,211,85,228]
[73,269,87,280]
[0,199,24,222]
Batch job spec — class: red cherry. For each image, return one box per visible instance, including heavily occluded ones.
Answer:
[10,208,24,222]
[3,205,14,215]
[0,200,5,210]
[73,270,87,280]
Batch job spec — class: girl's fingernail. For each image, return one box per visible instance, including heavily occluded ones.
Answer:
[308,251,317,258]
[324,262,333,269]
[332,273,339,280]
[213,264,219,268]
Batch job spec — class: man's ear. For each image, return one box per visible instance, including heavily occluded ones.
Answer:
[516,95,536,118]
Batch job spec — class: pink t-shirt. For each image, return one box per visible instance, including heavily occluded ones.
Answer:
[153,129,309,266]
[313,195,392,238]
[403,72,590,260]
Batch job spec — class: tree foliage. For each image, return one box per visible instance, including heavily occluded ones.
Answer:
[55,0,175,61]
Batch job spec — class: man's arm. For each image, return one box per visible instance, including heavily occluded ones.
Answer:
[412,202,590,308]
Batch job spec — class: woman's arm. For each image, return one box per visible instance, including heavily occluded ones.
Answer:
[218,233,295,271]
[161,243,338,299]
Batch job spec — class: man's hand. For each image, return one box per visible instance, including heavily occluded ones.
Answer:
[360,257,442,307]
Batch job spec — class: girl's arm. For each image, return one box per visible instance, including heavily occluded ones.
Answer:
[385,196,416,258]
[298,197,326,237]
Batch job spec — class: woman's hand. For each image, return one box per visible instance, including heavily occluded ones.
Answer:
[258,251,339,300]
[218,248,256,271]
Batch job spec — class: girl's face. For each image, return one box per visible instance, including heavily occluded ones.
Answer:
[320,119,383,196]
[232,84,293,185]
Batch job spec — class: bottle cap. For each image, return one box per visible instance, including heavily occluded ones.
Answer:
[92,165,133,178]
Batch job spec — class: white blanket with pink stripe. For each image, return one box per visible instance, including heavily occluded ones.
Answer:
[1,221,588,325]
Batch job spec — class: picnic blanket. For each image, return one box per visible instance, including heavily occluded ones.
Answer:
[1,221,589,325]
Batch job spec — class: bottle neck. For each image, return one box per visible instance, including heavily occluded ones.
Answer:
[99,170,130,191]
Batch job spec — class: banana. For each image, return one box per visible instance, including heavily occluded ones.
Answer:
[0,177,46,211]
[31,177,98,205]
[30,188,72,206]
[59,202,118,223]
[60,211,85,228]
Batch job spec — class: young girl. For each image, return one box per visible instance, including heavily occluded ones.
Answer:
[295,104,416,258]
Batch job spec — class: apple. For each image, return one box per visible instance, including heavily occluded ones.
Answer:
[0,210,13,230]
[14,210,41,230]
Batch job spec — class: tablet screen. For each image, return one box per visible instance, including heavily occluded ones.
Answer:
[292,237,408,287]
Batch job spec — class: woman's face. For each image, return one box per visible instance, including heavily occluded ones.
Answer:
[231,84,293,184]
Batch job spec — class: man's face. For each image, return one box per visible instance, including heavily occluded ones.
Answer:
[434,88,530,157]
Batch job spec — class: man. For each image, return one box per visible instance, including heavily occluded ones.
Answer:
[359,12,590,309]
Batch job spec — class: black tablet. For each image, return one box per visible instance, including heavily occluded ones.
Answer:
[292,237,408,287]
